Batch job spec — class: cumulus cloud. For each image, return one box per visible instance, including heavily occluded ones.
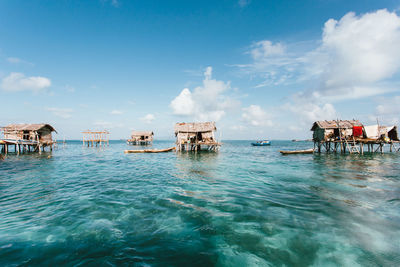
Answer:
[110,110,123,115]
[285,93,337,123]
[46,107,73,119]
[140,114,155,124]
[250,40,285,59]
[313,9,400,96]
[170,66,238,121]
[1,72,51,92]
[242,105,273,126]
[241,9,400,100]
[170,88,195,116]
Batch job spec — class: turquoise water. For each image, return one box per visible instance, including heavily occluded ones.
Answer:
[1,140,399,266]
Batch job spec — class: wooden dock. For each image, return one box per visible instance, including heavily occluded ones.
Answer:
[82,130,110,147]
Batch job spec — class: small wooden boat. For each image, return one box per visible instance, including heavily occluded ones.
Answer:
[279,148,314,155]
[251,140,271,146]
[124,147,176,154]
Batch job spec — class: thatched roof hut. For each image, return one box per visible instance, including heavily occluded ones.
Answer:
[174,122,216,134]
[2,123,57,144]
[174,122,219,151]
[311,120,363,142]
[128,130,154,145]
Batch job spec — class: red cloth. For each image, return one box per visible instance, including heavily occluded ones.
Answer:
[353,126,363,137]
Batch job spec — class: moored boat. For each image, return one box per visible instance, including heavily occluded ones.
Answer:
[279,148,314,155]
[251,140,271,146]
[124,147,176,153]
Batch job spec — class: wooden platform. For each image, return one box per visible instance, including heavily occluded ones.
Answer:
[314,139,400,154]
[1,139,55,154]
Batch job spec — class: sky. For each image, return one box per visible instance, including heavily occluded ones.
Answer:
[1,0,400,140]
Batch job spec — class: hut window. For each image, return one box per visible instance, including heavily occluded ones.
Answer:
[23,131,30,140]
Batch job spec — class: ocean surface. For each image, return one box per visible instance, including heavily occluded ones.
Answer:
[0,140,399,266]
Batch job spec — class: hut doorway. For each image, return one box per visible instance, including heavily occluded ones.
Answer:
[196,132,202,141]
[334,128,339,137]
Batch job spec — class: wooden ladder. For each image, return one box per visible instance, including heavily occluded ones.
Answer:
[345,136,360,154]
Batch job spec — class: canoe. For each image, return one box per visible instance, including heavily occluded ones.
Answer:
[279,148,314,155]
[251,140,271,146]
[124,147,176,154]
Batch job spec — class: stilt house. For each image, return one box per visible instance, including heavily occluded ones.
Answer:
[174,122,220,151]
[310,120,400,154]
[311,120,363,142]
[1,123,57,154]
[128,131,154,145]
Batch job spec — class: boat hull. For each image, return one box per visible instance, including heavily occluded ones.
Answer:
[279,149,314,155]
[124,147,176,153]
[251,142,271,146]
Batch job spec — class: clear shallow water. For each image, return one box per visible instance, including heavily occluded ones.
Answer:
[0,140,399,266]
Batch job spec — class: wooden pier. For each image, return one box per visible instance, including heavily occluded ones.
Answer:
[82,130,110,147]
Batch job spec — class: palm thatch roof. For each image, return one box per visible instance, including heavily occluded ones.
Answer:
[131,131,153,137]
[174,122,216,133]
[311,120,362,131]
[2,123,57,133]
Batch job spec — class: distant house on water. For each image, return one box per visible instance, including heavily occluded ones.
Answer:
[311,120,363,142]
[128,131,154,145]
[174,122,220,151]
[1,123,57,154]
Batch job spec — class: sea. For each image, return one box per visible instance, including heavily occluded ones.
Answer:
[0,140,399,266]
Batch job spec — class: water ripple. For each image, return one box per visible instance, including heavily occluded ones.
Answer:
[0,140,399,266]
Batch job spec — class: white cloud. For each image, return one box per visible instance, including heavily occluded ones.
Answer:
[170,66,238,121]
[170,88,195,116]
[286,94,337,123]
[242,105,273,126]
[313,9,400,96]
[46,107,73,119]
[110,110,123,115]
[140,114,155,124]
[240,9,400,100]
[250,40,285,59]
[1,72,51,92]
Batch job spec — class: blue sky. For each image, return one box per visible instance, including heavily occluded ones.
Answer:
[1,0,400,140]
